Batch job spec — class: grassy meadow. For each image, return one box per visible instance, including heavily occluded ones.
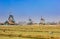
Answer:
[0,25,60,39]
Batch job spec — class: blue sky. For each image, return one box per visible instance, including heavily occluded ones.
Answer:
[0,0,60,23]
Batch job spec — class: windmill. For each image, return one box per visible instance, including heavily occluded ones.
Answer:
[8,15,15,24]
[40,16,45,25]
[4,15,15,25]
[28,18,33,25]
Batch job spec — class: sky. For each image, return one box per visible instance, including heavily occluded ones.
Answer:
[0,0,60,23]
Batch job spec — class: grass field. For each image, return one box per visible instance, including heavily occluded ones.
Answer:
[0,25,60,39]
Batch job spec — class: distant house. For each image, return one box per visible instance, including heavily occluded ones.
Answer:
[0,23,4,25]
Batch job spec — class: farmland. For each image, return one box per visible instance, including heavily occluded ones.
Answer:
[0,25,60,39]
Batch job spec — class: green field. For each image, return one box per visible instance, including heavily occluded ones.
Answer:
[0,25,60,39]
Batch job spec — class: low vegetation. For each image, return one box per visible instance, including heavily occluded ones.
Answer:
[0,25,60,39]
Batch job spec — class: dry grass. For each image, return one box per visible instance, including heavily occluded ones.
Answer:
[0,25,60,39]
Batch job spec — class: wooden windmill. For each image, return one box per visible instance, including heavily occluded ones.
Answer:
[4,15,15,25]
[40,16,45,25]
[28,18,33,25]
[8,15,15,25]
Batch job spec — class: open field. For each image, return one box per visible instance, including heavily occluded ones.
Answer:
[0,25,60,39]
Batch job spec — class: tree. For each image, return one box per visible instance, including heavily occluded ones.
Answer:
[4,21,9,25]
